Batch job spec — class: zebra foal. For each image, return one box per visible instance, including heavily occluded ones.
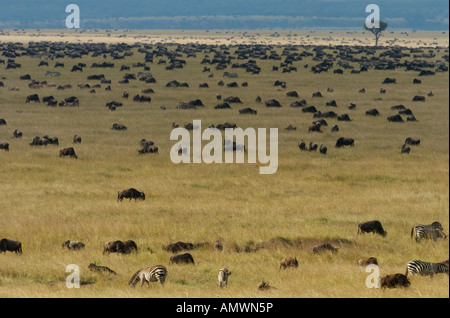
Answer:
[128,265,168,287]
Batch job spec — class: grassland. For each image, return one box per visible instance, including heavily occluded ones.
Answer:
[0,30,448,298]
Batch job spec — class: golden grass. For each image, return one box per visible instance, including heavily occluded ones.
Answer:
[0,31,448,298]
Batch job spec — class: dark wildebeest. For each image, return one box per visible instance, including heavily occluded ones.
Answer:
[170,253,195,265]
[73,135,82,144]
[30,136,48,146]
[88,263,116,275]
[298,140,306,151]
[387,114,404,123]
[0,118,6,125]
[26,94,40,103]
[0,238,22,254]
[13,129,23,138]
[279,257,298,269]
[123,240,138,253]
[412,95,425,102]
[103,240,127,254]
[401,144,411,154]
[382,77,397,84]
[366,109,380,116]
[309,142,318,151]
[331,125,339,132]
[112,123,127,130]
[62,240,85,250]
[319,144,327,155]
[43,135,59,145]
[308,123,322,133]
[405,137,420,145]
[358,257,378,266]
[358,220,387,237]
[163,241,195,253]
[335,137,354,148]
[0,142,9,151]
[313,243,339,254]
[239,107,257,115]
[117,188,145,201]
[60,147,78,159]
[380,274,410,289]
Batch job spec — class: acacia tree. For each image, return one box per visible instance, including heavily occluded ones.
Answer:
[364,20,388,47]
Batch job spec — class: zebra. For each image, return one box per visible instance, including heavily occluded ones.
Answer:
[406,260,449,277]
[218,268,231,287]
[411,224,447,242]
[128,265,167,288]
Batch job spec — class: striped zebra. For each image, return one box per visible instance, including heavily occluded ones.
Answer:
[128,265,167,288]
[406,260,449,277]
[218,268,231,288]
[411,224,447,242]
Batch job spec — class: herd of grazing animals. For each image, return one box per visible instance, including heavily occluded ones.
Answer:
[0,38,448,294]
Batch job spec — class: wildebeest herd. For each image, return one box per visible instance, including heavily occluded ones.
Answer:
[0,37,448,295]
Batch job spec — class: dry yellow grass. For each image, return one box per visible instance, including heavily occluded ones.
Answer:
[0,30,448,298]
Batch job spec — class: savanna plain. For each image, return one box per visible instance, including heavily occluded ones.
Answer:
[0,30,448,298]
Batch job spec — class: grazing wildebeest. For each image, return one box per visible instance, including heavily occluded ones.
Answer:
[405,137,420,145]
[0,142,9,151]
[380,274,410,289]
[326,100,337,107]
[298,140,306,151]
[0,238,22,254]
[308,123,322,133]
[138,144,158,154]
[30,136,48,146]
[43,135,59,145]
[285,124,296,131]
[103,240,127,254]
[331,125,339,132]
[163,241,195,253]
[313,243,339,254]
[13,129,22,138]
[88,263,116,275]
[117,188,145,201]
[412,95,425,102]
[401,144,411,154]
[73,135,82,144]
[302,106,317,113]
[265,99,282,107]
[169,253,195,265]
[239,107,257,115]
[112,123,127,130]
[337,114,351,121]
[335,137,354,147]
[309,142,318,151]
[62,240,85,250]
[382,77,397,84]
[319,144,327,155]
[26,94,40,103]
[279,257,298,269]
[123,240,138,253]
[60,147,78,159]
[358,220,387,237]
[358,257,378,266]
[366,109,380,116]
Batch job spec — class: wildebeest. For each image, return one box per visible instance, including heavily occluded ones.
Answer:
[387,114,404,122]
[117,188,145,201]
[358,220,387,237]
[0,119,6,125]
[103,240,127,254]
[319,144,327,155]
[382,77,397,84]
[62,240,85,250]
[380,274,410,289]
[337,114,351,121]
[29,136,48,146]
[169,253,195,265]
[405,137,420,145]
[239,107,257,115]
[163,241,196,253]
[358,257,378,266]
[60,147,78,159]
[0,142,9,151]
[112,123,127,130]
[13,129,23,138]
[73,135,82,144]
[298,140,306,151]
[335,137,354,147]
[279,257,298,269]
[265,99,282,107]
[26,94,40,103]
[401,144,411,154]
[308,122,322,133]
[0,238,22,254]
[123,240,138,253]
[366,109,380,116]
[88,263,116,275]
[309,142,318,151]
[313,243,339,254]
[412,95,425,102]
